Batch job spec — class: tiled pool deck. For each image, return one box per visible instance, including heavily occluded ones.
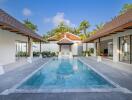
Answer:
[0,57,132,100]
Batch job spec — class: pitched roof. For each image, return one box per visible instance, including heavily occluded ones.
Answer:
[0,9,43,41]
[84,9,132,42]
[57,38,73,45]
[48,32,81,41]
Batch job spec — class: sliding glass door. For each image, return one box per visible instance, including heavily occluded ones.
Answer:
[119,35,131,64]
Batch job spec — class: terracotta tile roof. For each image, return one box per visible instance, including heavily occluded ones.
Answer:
[84,9,132,42]
[57,38,73,45]
[48,32,81,41]
[0,9,43,41]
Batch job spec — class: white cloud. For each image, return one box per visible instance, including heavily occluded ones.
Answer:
[52,12,70,26]
[44,12,75,27]
[22,8,32,16]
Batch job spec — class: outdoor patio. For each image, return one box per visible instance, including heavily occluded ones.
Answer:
[0,58,50,93]
[0,57,132,100]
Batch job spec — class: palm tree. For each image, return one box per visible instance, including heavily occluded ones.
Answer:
[23,19,38,32]
[72,28,80,35]
[79,20,90,37]
[95,23,104,31]
[119,3,132,15]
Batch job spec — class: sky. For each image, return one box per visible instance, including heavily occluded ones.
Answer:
[0,0,132,36]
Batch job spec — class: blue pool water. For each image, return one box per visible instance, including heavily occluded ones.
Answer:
[18,59,114,89]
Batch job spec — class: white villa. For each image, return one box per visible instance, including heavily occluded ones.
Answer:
[0,9,43,66]
[47,32,82,58]
[84,9,132,64]
[0,8,132,67]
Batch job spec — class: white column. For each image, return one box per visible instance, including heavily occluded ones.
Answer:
[86,43,88,57]
[27,37,33,63]
[92,43,96,56]
[39,41,42,58]
[113,35,119,62]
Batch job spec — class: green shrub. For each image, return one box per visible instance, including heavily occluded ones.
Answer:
[89,48,94,54]
[82,50,91,56]
[33,52,40,57]
[41,51,56,58]
[16,52,29,57]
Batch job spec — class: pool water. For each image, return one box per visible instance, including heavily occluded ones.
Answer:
[18,59,114,89]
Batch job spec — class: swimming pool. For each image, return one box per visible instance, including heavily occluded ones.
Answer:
[17,58,115,90]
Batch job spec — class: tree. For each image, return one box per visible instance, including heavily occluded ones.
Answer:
[79,20,90,37]
[71,28,80,35]
[46,22,73,37]
[23,19,38,32]
[95,23,104,31]
[119,3,132,15]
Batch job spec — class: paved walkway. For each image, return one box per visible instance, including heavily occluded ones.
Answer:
[81,57,132,91]
[0,57,132,100]
[0,58,50,93]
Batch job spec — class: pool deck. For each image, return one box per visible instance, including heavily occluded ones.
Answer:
[0,57,132,100]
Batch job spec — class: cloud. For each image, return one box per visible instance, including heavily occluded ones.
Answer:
[52,12,70,26]
[44,12,75,27]
[22,8,32,16]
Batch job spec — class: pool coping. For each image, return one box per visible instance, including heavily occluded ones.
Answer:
[78,58,132,94]
[1,58,132,95]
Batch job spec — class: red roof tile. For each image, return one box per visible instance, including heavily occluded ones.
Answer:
[57,38,73,45]
[48,32,81,41]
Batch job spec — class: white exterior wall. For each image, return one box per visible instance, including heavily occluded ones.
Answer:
[33,41,82,55]
[0,29,28,65]
[93,29,132,62]
[83,43,95,51]
[72,43,78,55]
[33,41,59,52]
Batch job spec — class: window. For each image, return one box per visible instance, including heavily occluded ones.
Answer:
[119,35,131,64]
[15,41,28,57]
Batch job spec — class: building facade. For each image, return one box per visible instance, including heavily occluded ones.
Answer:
[84,9,132,64]
[0,9,43,66]
[47,32,83,56]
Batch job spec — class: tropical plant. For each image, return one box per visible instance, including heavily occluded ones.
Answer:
[33,52,40,57]
[23,19,38,32]
[16,52,29,57]
[41,51,56,58]
[95,23,104,31]
[79,20,90,37]
[119,3,132,15]
[71,28,80,35]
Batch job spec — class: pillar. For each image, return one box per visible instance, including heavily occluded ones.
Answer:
[93,43,96,56]
[39,41,42,58]
[113,35,119,62]
[86,43,88,51]
[86,43,88,57]
[69,45,72,52]
[59,45,61,52]
[97,38,102,62]
[97,38,101,56]
[27,37,33,63]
